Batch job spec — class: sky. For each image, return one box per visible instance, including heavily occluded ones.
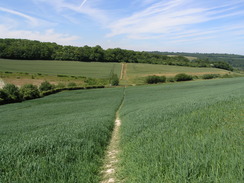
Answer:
[0,0,244,55]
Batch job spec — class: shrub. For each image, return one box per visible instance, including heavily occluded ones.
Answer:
[0,89,9,104]
[202,74,220,79]
[57,74,68,77]
[222,74,233,78]
[167,77,175,82]
[146,75,166,84]
[56,83,66,89]
[174,73,193,81]
[111,74,119,86]
[20,84,40,100]
[3,83,21,102]
[67,82,77,87]
[85,78,97,85]
[39,81,54,92]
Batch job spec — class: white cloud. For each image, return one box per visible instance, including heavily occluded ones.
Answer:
[106,0,244,41]
[0,25,80,45]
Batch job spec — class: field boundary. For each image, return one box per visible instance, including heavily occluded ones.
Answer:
[101,87,125,183]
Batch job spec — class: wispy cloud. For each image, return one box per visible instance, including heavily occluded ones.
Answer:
[33,0,109,24]
[106,0,244,41]
[0,7,39,26]
[79,0,88,9]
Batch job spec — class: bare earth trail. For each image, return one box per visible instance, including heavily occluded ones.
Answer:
[120,63,127,80]
[101,88,125,183]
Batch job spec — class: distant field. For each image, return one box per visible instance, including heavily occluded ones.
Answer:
[0,59,239,86]
[167,55,197,61]
[123,63,230,84]
[0,59,121,78]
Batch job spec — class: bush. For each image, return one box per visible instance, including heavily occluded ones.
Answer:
[202,74,220,79]
[167,77,175,82]
[85,78,97,85]
[111,74,119,86]
[174,73,193,82]
[146,75,166,84]
[222,74,233,78]
[20,84,40,100]
[67,82,77,87]
[3,83,21,102]
[56,83,66,89]
[0,89,9,104]
[39,81,54,92]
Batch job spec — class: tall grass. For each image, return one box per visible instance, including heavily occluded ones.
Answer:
[0,88,124,183]
[118,77,244,182]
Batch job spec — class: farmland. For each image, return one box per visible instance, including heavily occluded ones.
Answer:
[0,88,124,182]
[0,59,237,87]
[0,59,121,78]
[122,63,231,85]
[0,66,244,182]
[118,77,244,182]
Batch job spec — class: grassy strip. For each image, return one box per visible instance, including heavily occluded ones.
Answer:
[0,87,124,183]
[119,78,244,182]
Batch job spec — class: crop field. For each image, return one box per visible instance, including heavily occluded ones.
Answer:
[123,63,231,84]
[0,59,121,78]
[1,75,243,182]
[118,77,244,182]
[0,87,124,182]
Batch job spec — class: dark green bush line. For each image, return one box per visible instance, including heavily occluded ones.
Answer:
[145,75,166,84]
[41,86,105,96]
[202,74,220,79]
[174,73,193,81]
[0,83,105,105]
[145,73,193,84]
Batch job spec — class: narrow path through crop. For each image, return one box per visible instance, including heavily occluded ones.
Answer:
[120,63,127,80]
[101,88,125,183]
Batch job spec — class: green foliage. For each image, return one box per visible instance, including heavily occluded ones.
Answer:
[145,75,166,84]
[39,81,54,92]
[0,38,235,70]
[2,83,21,101]
[119,77,244,182]
[0,89,9,104]
[153,51,241,70]
[56,83,66,89]
[20,84,40,100]
[67,82,77,87]
[57,74,68,77]
[202,74,220,79]
[174,73,193,81]
[111,74,119,86]
[213,61,234,71]
[167,77,175,82]
[0,88,124,182]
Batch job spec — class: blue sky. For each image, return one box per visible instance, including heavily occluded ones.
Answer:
[0,0,244,54]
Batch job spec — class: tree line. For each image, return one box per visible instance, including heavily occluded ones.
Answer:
[0,38,233,71]
[152,51,243,70]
